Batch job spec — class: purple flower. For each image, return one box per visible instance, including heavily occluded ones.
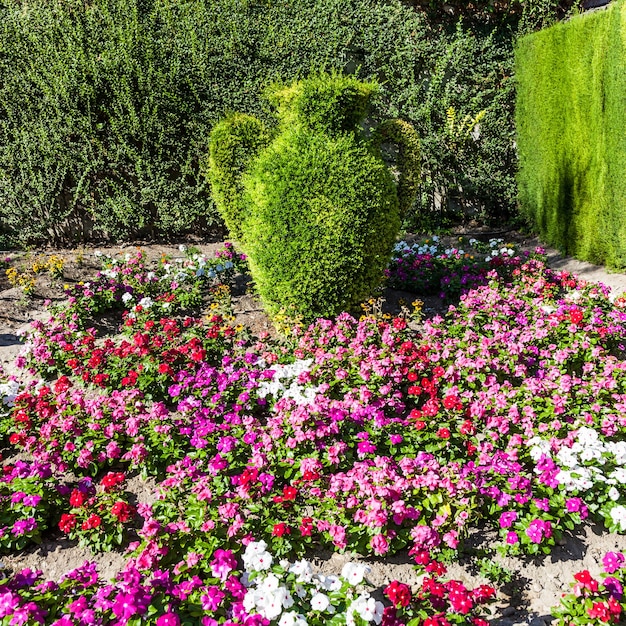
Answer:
[21,495,42,508]
[12,518,37,537]
[604,576,623,599]
[0,591,21,618]
[525,519,552,543]
[201,586,225,611]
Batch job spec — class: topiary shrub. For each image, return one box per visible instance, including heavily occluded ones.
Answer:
[207,73,420,322]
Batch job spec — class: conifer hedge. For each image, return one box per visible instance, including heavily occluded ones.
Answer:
[516,0,626,267]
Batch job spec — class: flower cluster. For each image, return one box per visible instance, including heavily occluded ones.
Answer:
[242,541,384,626]
[385,236,545,301]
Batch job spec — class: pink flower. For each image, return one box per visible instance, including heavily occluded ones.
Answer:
[370,533,389,555]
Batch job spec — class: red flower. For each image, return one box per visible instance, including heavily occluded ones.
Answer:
[459,419,475,435]
[54,375,72,394]
[69,489,86,507]
[442,395,459,410]
[101,472,126,492]
[299,517,313,537]
[425,561,447,576]
[111,501,135,523]
[58,513,77,533]
[9,432,25,446]
[569,309,584,325]
[588,601,611,622]
[407,371,418,382]
[433,366,445,378]
[282,486,297,501]
[392,318,406,331]
[272,523,290,537]
[574,570,599,593]
[384,580,412,607]
[410,549,430,565]
[158,363,173,376]
[437,427,451,439]
[81,514,102,530]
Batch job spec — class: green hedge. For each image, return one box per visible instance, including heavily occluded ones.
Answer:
[516,0,626,267]
[0,0,520,246]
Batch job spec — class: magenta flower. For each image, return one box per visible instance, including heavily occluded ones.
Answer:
[210,549,237,581]
[505,531,519,544]
[201,586,225,611]
[156,613,181,626]
[603,551,625,574]
[525,519,552,543]
[498,511,517,529]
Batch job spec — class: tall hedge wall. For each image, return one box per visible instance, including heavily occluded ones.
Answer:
[516,0,626,267]
[0,0,519,245]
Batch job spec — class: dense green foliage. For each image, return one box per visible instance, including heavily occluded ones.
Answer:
[0,0,530,246]
[516,0,626,267]
[208,74,418,322]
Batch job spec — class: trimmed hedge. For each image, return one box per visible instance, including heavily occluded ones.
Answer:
[208,73,420,321]
[516,0,626,267]
[0,0,524,246]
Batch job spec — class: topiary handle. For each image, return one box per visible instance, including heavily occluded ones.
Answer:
[372,119,421,217]
[205,113,270,242]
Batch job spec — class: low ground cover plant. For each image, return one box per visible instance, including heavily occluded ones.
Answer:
[0,239,626,622]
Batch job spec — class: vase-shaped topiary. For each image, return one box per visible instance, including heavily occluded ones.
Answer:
[207,72,420,323]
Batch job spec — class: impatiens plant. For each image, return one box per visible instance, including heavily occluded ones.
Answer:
[383,560,496,625]
[0,461,63,552]
[3,231,626,621]
[58,471,137,552]
[552,552,626,625]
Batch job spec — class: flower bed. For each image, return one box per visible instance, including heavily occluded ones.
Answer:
[0,239,626,624]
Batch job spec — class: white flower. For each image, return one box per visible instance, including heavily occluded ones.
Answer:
[289,560,313,583]
[610,505,626,531]
[259,589,286,619]
[179,244,187,252]
[317,574,342,592]
[94,250,103,257]
[609,486,621,501]
[341,562,369,586]
[244,540,268,557]
[556,447,578,468]
[609,441,626,465]
[138,297,153,308]
[279,612,299,626]
[250,551,273,572]
[310,593,330,612]
[260,573,280,593]
[609,469,626,485]
[0,381,20,407]
[121,292,133,304]
[348,595,384,624]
